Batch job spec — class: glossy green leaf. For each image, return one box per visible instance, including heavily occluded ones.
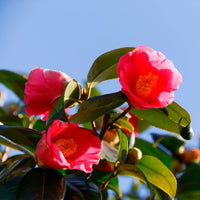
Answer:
[150,184,171,200]
[65,175,102,200]
[90,170,121,197]
[151,133,185,154]
[0,113,22,126]
[0,70,27,101]
[115,127,128,164]
[135,155,177,199]
[87,47,135,89]
[46,92,68,127]
[177,167,200,200]
[117,163,147,183]
[70,92,126,124]
[64,79,81,108]
[0,125,42,155]
[0,175,23,200]
[135,138,172,169]
[32,120,46,132]
[46,80,81,126]
[109,112,133,133]
[0,154,35,182]
[16,168,65,200]
[130,101,192,138]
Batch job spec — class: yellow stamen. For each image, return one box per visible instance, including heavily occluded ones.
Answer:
[55,138,77,157]
[135,72,158,100]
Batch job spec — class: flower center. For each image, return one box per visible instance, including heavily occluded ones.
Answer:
[135,72,158,100]
[54,138,77,157]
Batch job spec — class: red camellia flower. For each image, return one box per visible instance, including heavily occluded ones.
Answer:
[35,120,101,173]
[24,67,72,120]
[117,45,182,109]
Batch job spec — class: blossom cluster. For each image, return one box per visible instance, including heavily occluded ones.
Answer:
[24,45,182,173]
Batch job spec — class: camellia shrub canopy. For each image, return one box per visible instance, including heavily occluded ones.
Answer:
[0,45,199,200]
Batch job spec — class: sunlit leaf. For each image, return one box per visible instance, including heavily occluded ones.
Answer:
[115,127,128,164]
[87,47,135,89]
[135,155,177,199]
[16,168,65,200]
[150,184,171,200]
[109,111,133,133]
[0,70,27,101]
[70,92,126,124]
[46,92,67,127]
[117,163,147,183]
[130,102,192,139]
[135,138,172,169]
[46,79,81,126]
[64,79,81,108]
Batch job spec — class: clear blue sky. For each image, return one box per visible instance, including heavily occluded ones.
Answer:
[0,0,200,148]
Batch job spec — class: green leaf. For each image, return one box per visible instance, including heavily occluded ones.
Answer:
[151,133,185,154]
[177,167,200,200]
[130,101,192,138]
[65,175,102,200]
[70,92,126,124]
[32,120,46,132]
[64,79,81,108]
[0,154,35,182]
[0,70,27,101]
[135,155,177,199]
[117,163,147,183]
[115,127,128,164]
[46,92,68,127]
[109,112,133,133]
[46,79,81,126]
[0,113,23,126]
[150,184,171,200]
[135,138,173,170]
[0,125,42,155]
[90,170,121,197]
[16,168,65,200]
[87,47,135,89]
[0,175,23,200]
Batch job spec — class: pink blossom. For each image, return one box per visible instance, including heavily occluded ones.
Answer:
[24,67,71,119]
[35,120,101,173]
[117,45,182,109]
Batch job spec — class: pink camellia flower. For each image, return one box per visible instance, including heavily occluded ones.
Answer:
[35,120,101,173]
[24,67,72,120]
[117,45,182,109]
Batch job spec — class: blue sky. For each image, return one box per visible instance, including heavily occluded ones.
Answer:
[0,0,200,147]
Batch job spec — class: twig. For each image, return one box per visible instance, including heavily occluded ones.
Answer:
[99,113,110,141]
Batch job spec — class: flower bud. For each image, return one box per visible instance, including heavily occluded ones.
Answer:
[179,124,194,140]
[126,147,142,164]
[103,129,119,145]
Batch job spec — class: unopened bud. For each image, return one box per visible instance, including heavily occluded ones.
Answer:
[126,147,142,164]
[103,129,119,145]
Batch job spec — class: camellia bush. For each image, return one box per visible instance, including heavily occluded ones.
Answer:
[0,45,199,200]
